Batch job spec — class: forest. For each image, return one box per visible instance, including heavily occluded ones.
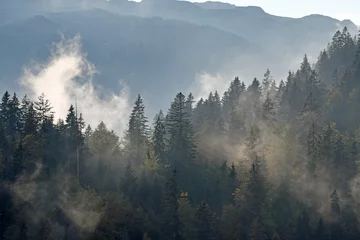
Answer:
[1,27,360,240]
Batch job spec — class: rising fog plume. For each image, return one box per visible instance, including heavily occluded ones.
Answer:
[191,72,231,100]
[20,35,131,134]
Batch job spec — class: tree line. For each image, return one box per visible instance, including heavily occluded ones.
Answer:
[0,27,360,239]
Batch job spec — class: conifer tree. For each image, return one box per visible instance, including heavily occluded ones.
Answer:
[249,217,267,240]
[262,93,276,122]
[195,201,217,240]
[185,93,195,119]
[245,156,266,219]
[121,161,138,203]
[167,92,196,170]
[152,110,166,163]
[227,163,237,203]
[23,103,38,136]
[34,93,53,124]
[11,141,25,181]
[0,91,10,127]
[307,123,319,178]
[126,94,149,164]
[330,190,343,240]
[294,209,311,240]
[7,93,22,137]
[314,218,326,240]
[262,69,272,93]
[163,168,181,240]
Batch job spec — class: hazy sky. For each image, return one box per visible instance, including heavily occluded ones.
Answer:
[192,0,360,25]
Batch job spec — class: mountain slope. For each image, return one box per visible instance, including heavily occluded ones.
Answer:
[0,9,259,111]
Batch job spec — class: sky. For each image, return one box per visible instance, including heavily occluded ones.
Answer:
[192,0,360,25]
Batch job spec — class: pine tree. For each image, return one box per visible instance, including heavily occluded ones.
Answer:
[294,209,311,240]
[152,110,166,163]
[167,92,196,170]
[245,156,266,219]
[249,217,267,240]
[226,163,238,204]
[307,123,319,178]
[321,123,335,165]
[222,77,246,119]
[34,93,53,124]
[65,105,78,175]
[120,161,138,203]
[185,93,195,119]
[23,103,38,136]
[0,91,10,127]
[126,94,149,164]
[262,93,276,122]
[262,69,272,93]
[298,92,323,139]
[247,78,262,118]
[163,168,181,240]
[334,136,346,170]
[11,141,25,181]
[195,201,217,240]
[315,218,327,240]
[228,105,246,145]
[330,190,342,240]
[7,93,22,137]
[245,125,260,160]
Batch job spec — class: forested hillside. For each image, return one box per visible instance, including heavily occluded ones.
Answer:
[1,28,360,240]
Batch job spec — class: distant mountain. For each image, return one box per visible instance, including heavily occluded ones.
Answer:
[0,0,358,112]
[99,0,358,75]
[195,1,237,10]
[0,9,258,111]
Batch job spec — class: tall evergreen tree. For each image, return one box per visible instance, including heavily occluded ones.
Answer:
[126,94,149,164]
[163,169,181,240]
[294,209,311,240]
[195,201,217,240]
[152,110,166,164]
[120,161,138,203]
[167,92,196,169]
[23,103,38,136]
[34,93,53,124]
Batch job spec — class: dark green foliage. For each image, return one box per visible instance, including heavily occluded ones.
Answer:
[163,168,181,240]
[1,27,360,240]
[152,110,166,164]
[126,94,149,165]
[294,209,311,240]
[121,161,138,203]
[195,201,217,240]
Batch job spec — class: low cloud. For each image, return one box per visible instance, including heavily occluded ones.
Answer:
[190,72,230,100]
[20,35,131,134]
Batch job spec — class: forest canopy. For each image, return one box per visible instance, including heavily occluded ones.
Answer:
[1,27,360,240]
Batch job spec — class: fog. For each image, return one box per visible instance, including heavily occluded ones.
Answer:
[20,36,131,134]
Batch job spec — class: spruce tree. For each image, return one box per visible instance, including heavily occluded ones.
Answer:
[34,93,53,124]
[249,217,267,240]
[23,103,38,136]
[120,161,138,203]
[152,110,166,163]
[330,190,342,240]
[126,94,149,164]
[307,123,319,179]
[245,156,266,219]
[7,93,22,137]
[262,69,272,93]
[11,141,25,181]
[163,168,181,240]
[167,92,196,171]
[262,93,276,122]
[0,91,10,128]
[195,201,217,240]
